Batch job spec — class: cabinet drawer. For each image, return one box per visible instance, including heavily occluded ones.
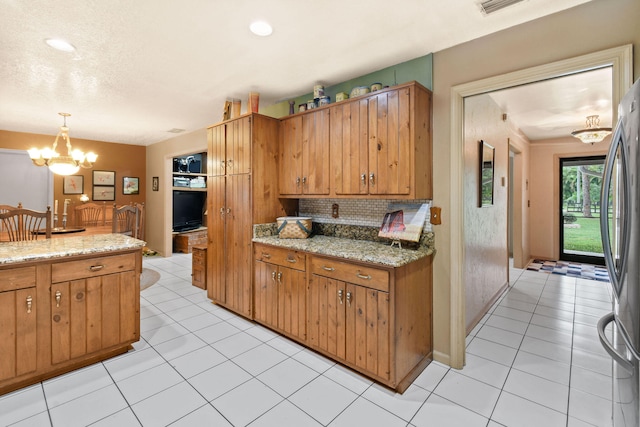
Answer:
[311,256,389,292]
[51,253,136,283]
[0,266,36,292]
[254,245,305,271]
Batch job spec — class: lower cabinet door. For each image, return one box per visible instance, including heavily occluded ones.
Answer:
[277,266,306,341]
[51,271,138,365]
[308,276,390,381]
[254,261,278,328]
[0,288,37,381]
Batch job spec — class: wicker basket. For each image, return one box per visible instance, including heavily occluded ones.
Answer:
[277,216,312,239]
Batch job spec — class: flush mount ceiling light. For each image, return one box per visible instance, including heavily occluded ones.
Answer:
[28,113,98,176]
[249,20,273,36]
[45,38,76,52]
[571,115,612,144]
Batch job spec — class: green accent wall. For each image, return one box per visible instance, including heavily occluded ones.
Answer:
[261,53,433,118]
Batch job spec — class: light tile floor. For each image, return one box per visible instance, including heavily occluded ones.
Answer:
[0,254,613,427]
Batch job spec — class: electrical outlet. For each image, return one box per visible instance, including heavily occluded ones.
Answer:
[430,207,441,225]
[332,203,339,218]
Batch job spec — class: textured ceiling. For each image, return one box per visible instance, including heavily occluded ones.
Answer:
[0,0,591,146]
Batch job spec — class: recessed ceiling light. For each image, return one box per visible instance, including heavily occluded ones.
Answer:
[249,21,273,37]
[45,38,76,52]
[167,128,186,134]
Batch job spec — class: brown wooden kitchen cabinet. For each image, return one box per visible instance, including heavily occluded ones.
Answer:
[207,114,294,318]
[0,267,37,383]
[330,81,432,198]
[307,253,432,392]
[253,244,306,342]
[191,244,207,290]
[0,245,142,397]
[279,108,330,196]
[49,253,139,365]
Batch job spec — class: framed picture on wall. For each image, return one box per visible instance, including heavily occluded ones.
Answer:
[93,170,115,186]
[63,175,84,195]
[123,177,139,195]
[93,186,115,201]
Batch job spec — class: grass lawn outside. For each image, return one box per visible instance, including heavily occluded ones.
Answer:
[563,215,605,253]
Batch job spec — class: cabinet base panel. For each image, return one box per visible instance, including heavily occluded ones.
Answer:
[0,344,133,397]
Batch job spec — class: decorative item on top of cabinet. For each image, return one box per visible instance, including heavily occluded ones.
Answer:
[329,81,432,199]
[207,114,295,318]
[254,244,306,341]
[279,108,330,196]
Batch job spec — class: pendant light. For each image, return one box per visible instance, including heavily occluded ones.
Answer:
[571,115,612,144]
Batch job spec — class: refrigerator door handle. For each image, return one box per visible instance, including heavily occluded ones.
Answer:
[600,119,630,300]
[598,312,634,373]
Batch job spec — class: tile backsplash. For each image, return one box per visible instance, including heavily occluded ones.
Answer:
[299,199,432,232]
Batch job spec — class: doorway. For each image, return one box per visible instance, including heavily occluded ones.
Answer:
[559,156,606,265]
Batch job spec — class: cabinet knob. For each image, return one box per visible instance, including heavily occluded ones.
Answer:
[262,253,272,259]
[338,289,343,305]
[322,265,335,271]
[89,264,104,272]
[277,272,283,282]
[296,177,301,187]
[361,173,366,185]
[286,257,297,263]
[346,291,352,307]
[26,295,33,314]
[220,160,225,171]
[220,207,225,217]
[226,208,231,214]
[369,172,375,186]
[302,177,307,185]
[271,271,277,282]
[356,273,371,280]
[227,159,233,170]
[55,290,62,308]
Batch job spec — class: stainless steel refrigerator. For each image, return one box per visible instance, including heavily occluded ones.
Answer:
[599,77,640,427]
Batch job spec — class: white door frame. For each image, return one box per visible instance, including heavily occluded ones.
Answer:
[449,45,633,368]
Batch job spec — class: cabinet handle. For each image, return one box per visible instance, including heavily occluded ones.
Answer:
[338,289,343,304]
[302,176,307,185]
[346,291,352,307]
[286,257,297,263]
[296,177,301,187]
[369,172,375,186]
[356,273,372,280]
[220,207,225,217]
[226,208,231,214]
[322,266,335,271]
[89,264,104,272]
[55,290,62,308]
[227,159,233,170]
[271,271,277,282]
[220,160,225,170]
[361,173,366,185]
[26,295,33,314]
[277,272,283,282]
[262,253,272,259]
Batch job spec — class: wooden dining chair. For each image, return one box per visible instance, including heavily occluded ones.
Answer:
[133,202,145,240]
[0,206,52,241]
[112,204,139,237]
[74,202,107,227]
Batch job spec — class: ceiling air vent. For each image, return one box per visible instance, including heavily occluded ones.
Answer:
[480,0,526,15]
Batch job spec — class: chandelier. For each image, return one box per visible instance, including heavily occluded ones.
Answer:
[28,113,98,175]
[570,115,612,144]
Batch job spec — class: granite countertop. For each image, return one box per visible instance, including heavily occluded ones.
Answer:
[253,235,433,267]
[0,234,146,265]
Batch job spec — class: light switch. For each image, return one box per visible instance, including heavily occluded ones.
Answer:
[430,207,441,225]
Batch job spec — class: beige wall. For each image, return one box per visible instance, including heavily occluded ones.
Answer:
[529,137,608,260]
[145,128,207,256]
[432,0,639,365]
[509,124,531,269]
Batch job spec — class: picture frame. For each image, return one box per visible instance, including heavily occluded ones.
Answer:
[123,176,139,195]
[93,170,115,186]
[63,175,84,195]
[478,140,495,207]
[93,186,115,201]
[152,176,159,191]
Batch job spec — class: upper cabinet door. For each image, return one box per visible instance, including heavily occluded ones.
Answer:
[368,87,412,196]
[226,116,252,175]
[331,100,369,195]
[279,115,303,195]
[208,124,226,176]
[302,109,330,195]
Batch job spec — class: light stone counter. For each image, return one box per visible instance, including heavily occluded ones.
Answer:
[0,234,146,265]
[253,235,433,267]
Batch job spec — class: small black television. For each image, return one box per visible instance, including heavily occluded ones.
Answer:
[172,190,205,232]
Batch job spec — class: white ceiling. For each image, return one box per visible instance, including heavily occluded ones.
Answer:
[0,0,592,146]
[488,67,613,141]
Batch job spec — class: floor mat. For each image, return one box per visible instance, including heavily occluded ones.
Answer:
[527,259,610,282]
